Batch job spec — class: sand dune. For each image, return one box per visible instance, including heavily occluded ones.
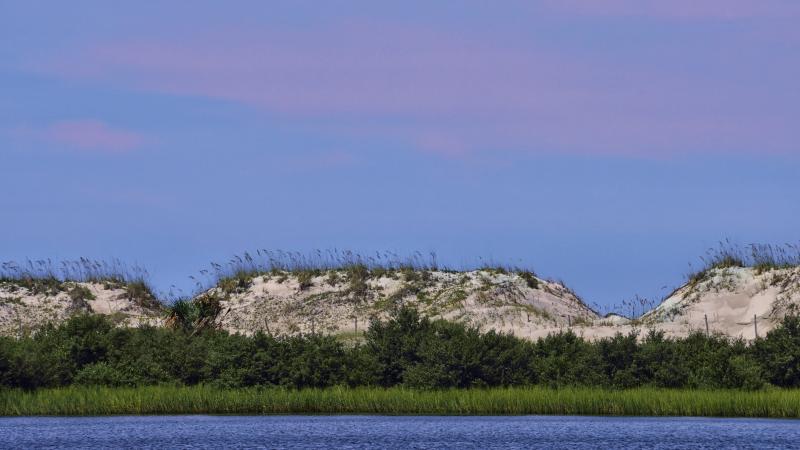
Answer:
[2,266,799,341]
[210,270,596,338]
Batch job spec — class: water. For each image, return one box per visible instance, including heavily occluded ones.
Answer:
[1,416,798,449]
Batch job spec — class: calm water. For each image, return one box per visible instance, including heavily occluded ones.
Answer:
[1,416,799,449]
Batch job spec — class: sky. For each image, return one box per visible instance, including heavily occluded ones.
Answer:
[1,1,798,310]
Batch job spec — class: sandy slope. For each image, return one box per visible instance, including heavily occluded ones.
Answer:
[637,266,800,339]
[0,281,163,336]
[212,270,598,338]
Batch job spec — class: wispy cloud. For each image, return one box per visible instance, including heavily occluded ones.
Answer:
[285,150,357,169]
[542,0,800,20]
[29,22,800,158]
[28,120,145,153]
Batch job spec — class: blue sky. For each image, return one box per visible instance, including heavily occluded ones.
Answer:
[1,1,798,309]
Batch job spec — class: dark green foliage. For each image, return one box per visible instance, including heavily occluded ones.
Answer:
[2,310,799,391]
[67,285,95,302]
[754,315,800,387]
[519,271,539,289]
[124,281,158,308]
[165,299,200,332]
[296,270,315,291]
[217,272,252,294]
[165,293,225,333]
[598,332,639,388]
[534,330,604,387]
[634,330,688,388]
[345,264,370,300]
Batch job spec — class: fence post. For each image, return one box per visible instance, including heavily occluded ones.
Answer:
[704,314,709,336]
[754,314,758,339]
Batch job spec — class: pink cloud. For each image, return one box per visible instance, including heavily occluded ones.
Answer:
[29,22,800,158]
[286,150,357,169]
[542,0,800,20]
[43,120,144,152]
[416,133,471,159]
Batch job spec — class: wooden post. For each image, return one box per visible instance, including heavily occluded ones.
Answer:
[355,317,358,335]
[704,314,709,336]
[568,315,571,327]
[311,318,315,335]
[754,314,758,339]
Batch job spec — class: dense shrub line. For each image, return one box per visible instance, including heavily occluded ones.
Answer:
[1,308,799,391]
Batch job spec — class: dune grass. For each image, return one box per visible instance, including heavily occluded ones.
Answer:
[1,386,799,417]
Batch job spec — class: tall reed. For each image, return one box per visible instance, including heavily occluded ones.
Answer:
[0,258,149,285]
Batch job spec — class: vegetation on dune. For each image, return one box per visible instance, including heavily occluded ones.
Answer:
[0,258,158,308]
[2,242,797,315]
[1,307,800,394]
[686,240,800,284]
[2,252,561,323]
[196,250,443,295]
[193,249,555,297]
[2,386,800,417]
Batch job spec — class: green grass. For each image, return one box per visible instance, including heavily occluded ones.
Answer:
[2,386,799,417]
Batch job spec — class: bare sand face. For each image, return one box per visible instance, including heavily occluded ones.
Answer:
[2,266,798,341]
[637,266,800,340]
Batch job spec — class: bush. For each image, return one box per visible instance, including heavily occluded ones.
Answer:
[755,315,800,387]
[2,309,800,391]
[74,363,129,387]
[519,271,539,289]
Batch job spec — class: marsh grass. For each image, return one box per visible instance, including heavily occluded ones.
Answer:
[1,386,798,417]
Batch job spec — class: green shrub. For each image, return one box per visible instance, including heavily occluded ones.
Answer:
[519,271,539,289]
[74,363,129,387]
[755,315,800,387]
[2,308,800,393]
[297,271,314,291]
[68,285,95,302]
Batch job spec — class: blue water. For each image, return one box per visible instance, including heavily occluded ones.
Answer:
[1,416,799,449]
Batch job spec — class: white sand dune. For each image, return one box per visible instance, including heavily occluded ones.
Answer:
[2,266,799,341]
[638,266,800,340]
[211,270,597,338]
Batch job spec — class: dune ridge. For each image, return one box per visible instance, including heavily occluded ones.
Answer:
[2,265,799,341]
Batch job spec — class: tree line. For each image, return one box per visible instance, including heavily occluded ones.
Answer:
[1,307,799,390]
